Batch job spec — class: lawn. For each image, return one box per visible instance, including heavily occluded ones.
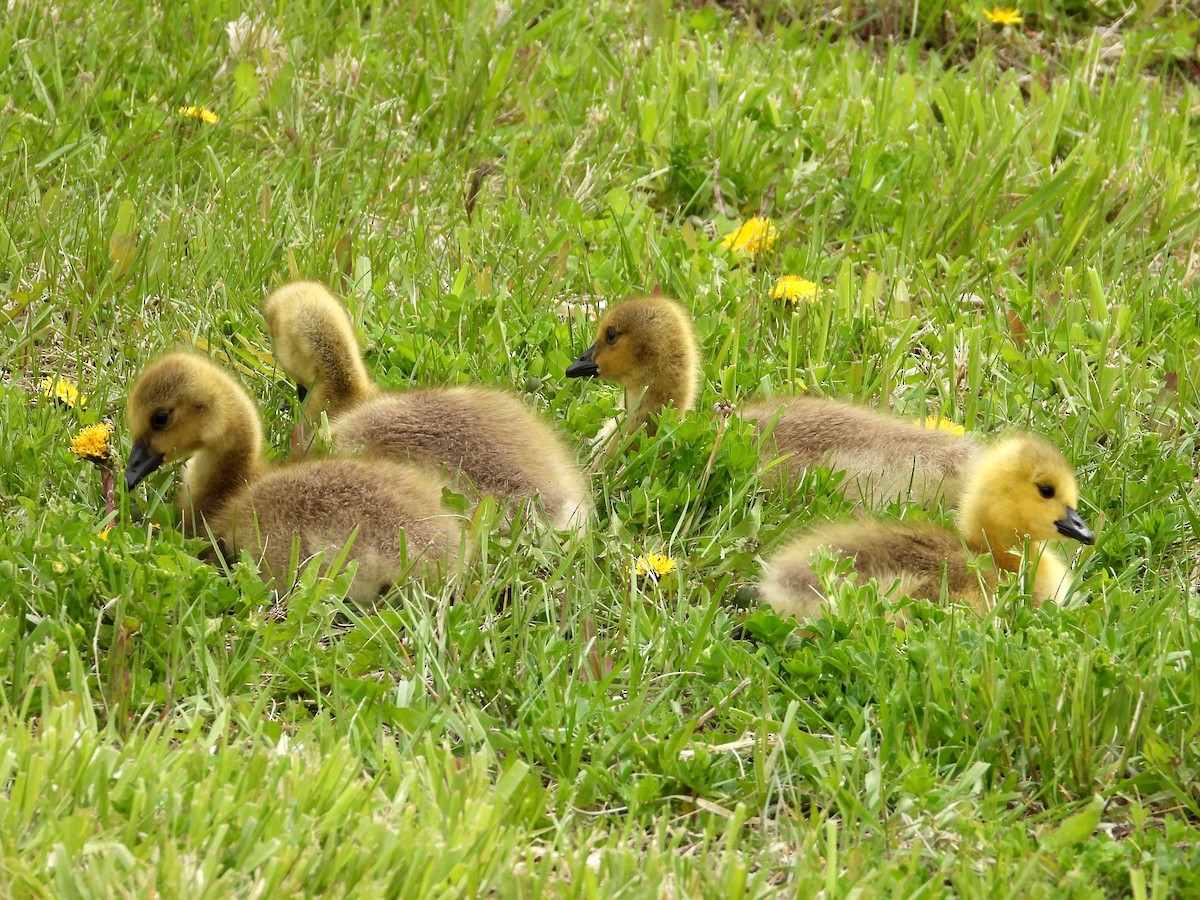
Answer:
[2,0,1200,894]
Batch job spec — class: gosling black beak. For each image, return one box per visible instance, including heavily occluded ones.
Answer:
[565,346,600,379]
[1055,507,1095,545]
[125,439,165,491]
[295,382,308,403]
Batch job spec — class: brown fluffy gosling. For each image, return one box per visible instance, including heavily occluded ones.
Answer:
[758,433,1096,622]
[743,396,982,507]
[262,281,591,533]
[125,353,462,604]
[566,293,978,506]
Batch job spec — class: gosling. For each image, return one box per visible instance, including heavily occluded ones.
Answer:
[758,433,1096,622]
[125,353,463,604]
[566,293,978,505]
[565,294,701,436]
[262,281,591,532]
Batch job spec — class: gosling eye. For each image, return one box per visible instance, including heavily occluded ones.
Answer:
[1037,483,1055,499]
[605,327,619,345]
[150,409,171,430]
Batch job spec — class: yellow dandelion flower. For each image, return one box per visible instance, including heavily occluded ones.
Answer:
[98,529,111,541]
[720,217,779,258]
[178,105,219,124]
[71,422,115,462]
[634,553,678,578]
[772,275,819,304]
[920,416,966,436]
[982,7,1023,26]
[41,375,83,408]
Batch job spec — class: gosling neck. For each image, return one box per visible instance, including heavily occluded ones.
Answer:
[622,364,696,435]
[623,384,673,435]
[967,522,1069,604]
[960,503,1064,600]
[311,341,376,419]
[969,527,1046,577]
[178,394,265,533]
[959,497,1032,568]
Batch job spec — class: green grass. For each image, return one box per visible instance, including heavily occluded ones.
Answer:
[3,0,1200,894]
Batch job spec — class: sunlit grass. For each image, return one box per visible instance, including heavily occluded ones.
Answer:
[1,0,1199,893]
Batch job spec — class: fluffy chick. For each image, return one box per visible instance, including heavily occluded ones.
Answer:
[759,433,1095,621]
[262,280,590,531]
[565,294,701,435]
[125,353,462,604]
[565,295,974,506]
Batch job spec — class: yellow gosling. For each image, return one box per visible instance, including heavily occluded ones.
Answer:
[759,434,1095,621]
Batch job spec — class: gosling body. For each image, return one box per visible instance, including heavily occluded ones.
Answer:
[125,353,461,604]
[263,280,590,532]
[334,387,591,531]
[759,434,1095,621]
[742,396,982,507]
[760,521,976,621]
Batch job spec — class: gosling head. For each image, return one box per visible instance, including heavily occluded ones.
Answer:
[565,295,700,418]
[125,353,262,491]
[958,434,1095,553]
[262,280,373,416]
